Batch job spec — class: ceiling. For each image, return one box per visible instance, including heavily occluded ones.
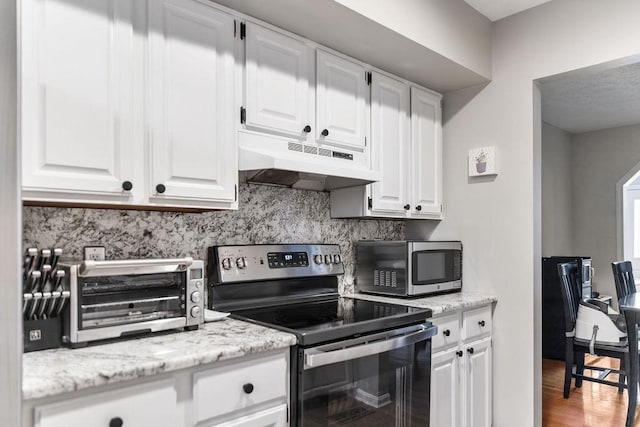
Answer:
[464,0,553,21]
[540,61,640,134]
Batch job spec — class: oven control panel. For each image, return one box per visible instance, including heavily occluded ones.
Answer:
[209,244,344,284]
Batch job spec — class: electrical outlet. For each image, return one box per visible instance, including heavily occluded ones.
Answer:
[84,246,106,261]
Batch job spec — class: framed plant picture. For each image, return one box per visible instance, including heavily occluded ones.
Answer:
[468,146,497,177]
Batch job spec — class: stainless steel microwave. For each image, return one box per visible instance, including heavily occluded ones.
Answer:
[356,240,462,297]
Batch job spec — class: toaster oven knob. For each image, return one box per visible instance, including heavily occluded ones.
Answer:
[314,255,323,265]
[236,257,247,269]
[324,254,332,265]
[190,306,201,318]
[221,258,233,270]
[333,254,341,264]
[191,291,202,303]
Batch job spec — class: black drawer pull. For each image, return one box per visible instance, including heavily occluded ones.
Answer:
[456,350,463,357]
[404,204,410,210]
[243,383,254,394]
[321,129,329,137]
[468,347,474,355]
[109,417,123,427]
[155,184,166,194]
[443,329,451,337]
[303,125,311,133]
[415,205,422,211]
[478,320,486,327]
[122,181,133,191]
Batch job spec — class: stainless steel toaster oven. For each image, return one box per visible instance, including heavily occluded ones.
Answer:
[59,257,204,347]
[356,240,462,297]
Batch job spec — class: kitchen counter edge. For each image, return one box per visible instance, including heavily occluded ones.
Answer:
[22,318,296,401]
[346,291,498,316]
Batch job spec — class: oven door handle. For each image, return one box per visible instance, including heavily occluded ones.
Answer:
[303,324,437,369]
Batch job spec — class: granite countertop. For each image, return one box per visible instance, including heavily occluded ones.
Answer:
[346,291,497,316]
[23,318,296,401]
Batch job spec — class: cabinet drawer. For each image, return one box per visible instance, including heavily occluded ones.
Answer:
[431,314,460,352]
[208,404,288,427]
[462,305,492,342]
[193,352,288,424]
[35,380,178,427]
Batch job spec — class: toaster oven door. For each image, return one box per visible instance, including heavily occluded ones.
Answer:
[77,271,186,329]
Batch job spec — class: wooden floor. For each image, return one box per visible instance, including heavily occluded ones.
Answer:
[543,356,640,426]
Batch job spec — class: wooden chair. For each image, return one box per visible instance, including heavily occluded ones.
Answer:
[612,261,637,300]
[557,262,630,398]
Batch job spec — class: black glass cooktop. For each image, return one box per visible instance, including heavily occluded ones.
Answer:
[232,297,432,346]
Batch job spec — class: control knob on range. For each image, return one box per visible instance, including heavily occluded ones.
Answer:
[313,255,323,265]
[324,254,333,265]
[333,254,341,264]
[236,257,247,269]
[190,306,201,318]
[191,291,202,303]
[221,258,232,270]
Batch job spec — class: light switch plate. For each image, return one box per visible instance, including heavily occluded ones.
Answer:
[84,246,105,261]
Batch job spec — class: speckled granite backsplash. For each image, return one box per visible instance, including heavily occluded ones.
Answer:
[23,184,404,293]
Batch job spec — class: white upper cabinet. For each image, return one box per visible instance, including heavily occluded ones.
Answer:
[148,0,236,206]
[21,0,136,202]
[22,0,238,210]
[329,78,443,220]
[244,23,313,139]
[370,72,410,214]
[410,86,443,217]
[316,50,368,149]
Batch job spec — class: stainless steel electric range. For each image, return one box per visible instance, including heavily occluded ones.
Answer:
[208,244,437,426]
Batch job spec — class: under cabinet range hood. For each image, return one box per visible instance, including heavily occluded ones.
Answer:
[238,132,380,191]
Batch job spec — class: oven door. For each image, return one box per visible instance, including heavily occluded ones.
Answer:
[298,323,437,426]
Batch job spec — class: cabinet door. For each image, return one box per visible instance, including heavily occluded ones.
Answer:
[35,380,178,427]
[209,404,288,427]
[410,87,443,217]
[370,72,410,214]
[463,338,492,427]
[430,348,460,427]
[148,0,236,205]
[316,50,368,149]
[21,0,135,201]
[245,23,313,139]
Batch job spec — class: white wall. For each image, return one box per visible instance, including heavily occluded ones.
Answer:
[333,0,492,78]
[541,122,573,256]
[412,0,640,425]
[0,0,21,425]
[571,124,640,301]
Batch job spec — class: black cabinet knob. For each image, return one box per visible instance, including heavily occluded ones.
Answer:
[456,350,463,357]
[109,417,123,427]
[303,125,312,133]
[468,347,474,354]
[243,383,254,394]
[443,329,451,337]
[321,129,329,137]
[415,205,422,211]
[404,204,410,210]
[122,181,133,191]
[478,320,486,327]
[155,184,166,194]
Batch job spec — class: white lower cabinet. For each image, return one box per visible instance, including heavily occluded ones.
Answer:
[34,380,179,427]
[25,350,290,427]
[208,404,288,427]
[430,306,492,427]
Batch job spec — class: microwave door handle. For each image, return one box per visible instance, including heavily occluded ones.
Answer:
[303,325,437,369]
